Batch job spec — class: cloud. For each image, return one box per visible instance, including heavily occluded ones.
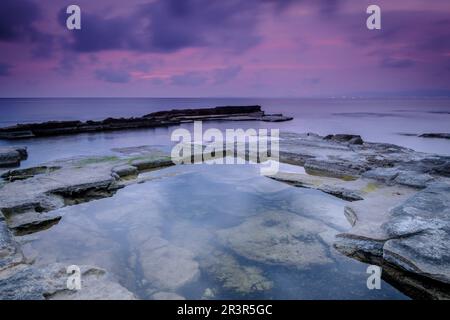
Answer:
[0,63,12,76]
[0,0,41,41]
[212,66,242,84]
[58,0,299,54]
[381,58,414,69]
[170,71,207,86]
[95,68,131,83]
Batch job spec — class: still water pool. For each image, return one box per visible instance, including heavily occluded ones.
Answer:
[20,164,407,300]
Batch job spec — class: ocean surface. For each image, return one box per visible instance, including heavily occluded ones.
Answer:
[1,98,449,167]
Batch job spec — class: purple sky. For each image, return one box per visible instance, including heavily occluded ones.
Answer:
[0,0,449,97]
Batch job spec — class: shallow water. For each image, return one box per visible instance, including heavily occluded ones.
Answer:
[20,164,407,299]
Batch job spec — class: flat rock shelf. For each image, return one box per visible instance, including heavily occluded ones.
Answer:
[0,105,292,139]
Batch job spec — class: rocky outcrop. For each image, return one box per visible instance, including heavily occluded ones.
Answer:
[278,132,450,183]
[271,132,450,298]
[419,133,450,140]
[0,263,136,300]
[0,106,292,139]
[0,148,174,235]
[324,134,364,145]
[0,147,27,167]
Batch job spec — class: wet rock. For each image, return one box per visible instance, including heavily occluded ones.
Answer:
[381,183,450,284]
[362,168,400,183]
[6,210,61,236]
[279,132,449,189]
[130,158,174,171]
[261,114,293,122]
[0,216,25,271]
[419,133,450,140]
[217,211,334,269]
[0,147,27,168]
[112,165,138,178]
[201,251,273,295]
[303,159,363,180]
[393,171,434,189]
[324,134,364,145]
[1,166,61,182]
[0,263,136,300]
[268,171,364,201]
[317,185,363,201]
[335,182,450,298]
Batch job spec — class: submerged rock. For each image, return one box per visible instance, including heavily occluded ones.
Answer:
[217,211,334,269]
[201,251,273,295]
[138,241,200,291]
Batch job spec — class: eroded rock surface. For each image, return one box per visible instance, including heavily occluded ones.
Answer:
[0,146,27,168]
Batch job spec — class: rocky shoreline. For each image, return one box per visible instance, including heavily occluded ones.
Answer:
[0,105,292,139]
[1,127,450,299]
[273,132,450,299]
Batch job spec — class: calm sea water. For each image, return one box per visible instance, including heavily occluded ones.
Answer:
[22,164,407,300]
[0,98,449,167]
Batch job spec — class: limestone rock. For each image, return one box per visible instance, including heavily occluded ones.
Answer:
[217,211,334,269]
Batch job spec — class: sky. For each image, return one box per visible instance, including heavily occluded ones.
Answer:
[0,0,449,97]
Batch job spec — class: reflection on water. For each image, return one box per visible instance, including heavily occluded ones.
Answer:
[20,164,407,299]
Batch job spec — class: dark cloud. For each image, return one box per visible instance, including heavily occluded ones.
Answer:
[170,71,207,86]
[59,0,298,54]
[140,0,263,53]
[32,0,343,56]
[0,0,56,58]
[0,63,12,76]
[212,66,242,84]
[0,0,40,41]
[331,10,450,73]
[58,8,140,52]
[95,68,131,83]
[381,58,414,69]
